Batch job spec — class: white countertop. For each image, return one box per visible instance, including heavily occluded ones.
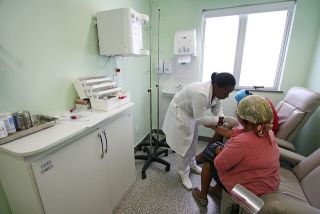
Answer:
[0,103,134,157]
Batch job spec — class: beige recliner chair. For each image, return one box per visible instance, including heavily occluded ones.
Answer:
[221,147,320,214]
[275,87,320,151]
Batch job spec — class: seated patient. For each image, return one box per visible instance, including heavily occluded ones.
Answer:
[195,89,279,163]
[192,95,280,206]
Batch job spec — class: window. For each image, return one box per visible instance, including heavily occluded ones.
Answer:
[202,1,295,90]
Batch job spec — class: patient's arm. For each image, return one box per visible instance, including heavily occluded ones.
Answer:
[214,126,232,138]
[205,125,232,139]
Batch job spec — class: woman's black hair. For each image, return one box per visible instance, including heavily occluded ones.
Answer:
[211,72,236,88]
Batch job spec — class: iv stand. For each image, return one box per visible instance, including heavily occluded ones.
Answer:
[135,8,170,179]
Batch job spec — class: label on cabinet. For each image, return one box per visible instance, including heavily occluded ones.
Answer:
[40,160,53,174]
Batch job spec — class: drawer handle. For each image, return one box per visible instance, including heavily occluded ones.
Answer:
[98,132,104,159]
[102,129,108,154]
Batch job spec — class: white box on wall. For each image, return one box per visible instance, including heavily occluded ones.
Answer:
[174,29,197,57]
[96,8,149,56]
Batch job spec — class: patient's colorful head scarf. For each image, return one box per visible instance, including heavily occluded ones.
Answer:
[236,95,273,137]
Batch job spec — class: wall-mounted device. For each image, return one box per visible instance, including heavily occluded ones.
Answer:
[156,59,172,74]
[163,59,172,74]
[96,8,149,56]
[174,29,197,64]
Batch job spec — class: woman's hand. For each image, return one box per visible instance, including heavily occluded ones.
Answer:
[217,117,224,126]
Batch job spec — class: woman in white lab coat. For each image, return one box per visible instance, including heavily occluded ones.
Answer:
[162,72,236,189]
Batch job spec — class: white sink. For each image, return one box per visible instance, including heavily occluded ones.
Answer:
[161,86,182,98]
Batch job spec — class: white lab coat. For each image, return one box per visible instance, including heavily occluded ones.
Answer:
[162,81,224,157]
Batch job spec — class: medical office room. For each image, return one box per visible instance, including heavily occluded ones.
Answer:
[1,0,320,213]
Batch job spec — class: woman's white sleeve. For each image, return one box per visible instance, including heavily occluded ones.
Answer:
[191,93,220,126]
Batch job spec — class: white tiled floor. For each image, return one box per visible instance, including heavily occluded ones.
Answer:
[114,141,221,214]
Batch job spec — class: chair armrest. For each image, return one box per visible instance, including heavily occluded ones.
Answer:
[279,147,306,167]
[224,184,264,214]
[276,138,296,151]
[260,193,320,214]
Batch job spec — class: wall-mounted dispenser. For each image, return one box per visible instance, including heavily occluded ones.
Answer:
[96,8,149,56]
[174,29,196,64]
[156,59,172,74]
[163,59,172,74]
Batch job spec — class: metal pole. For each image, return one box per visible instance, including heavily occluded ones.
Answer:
[148,6,153,146]
[156,8,160,141]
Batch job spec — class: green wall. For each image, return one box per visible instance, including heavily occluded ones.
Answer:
[0,0,150,213]
[294,28,320,156]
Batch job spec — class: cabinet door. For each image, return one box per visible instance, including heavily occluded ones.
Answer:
[31,129,112,214]
[102,111,135,208]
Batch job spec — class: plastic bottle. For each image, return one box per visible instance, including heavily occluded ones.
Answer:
[0,120,8,138]
[0,112,16,134]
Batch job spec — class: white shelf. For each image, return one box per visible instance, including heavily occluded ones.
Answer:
[87,82,117,91]
[74,75,129,111]
[85,77,112,85]
[89,87,122,98]
[78,76,106,81]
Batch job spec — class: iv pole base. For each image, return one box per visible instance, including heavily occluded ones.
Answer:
[137,129,171,151]
[135,133,170,179]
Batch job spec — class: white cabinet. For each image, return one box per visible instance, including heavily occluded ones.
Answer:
[96,8,149,56]
[102,111,135,208]
[0,107,135,214]
[31,128,112,214]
